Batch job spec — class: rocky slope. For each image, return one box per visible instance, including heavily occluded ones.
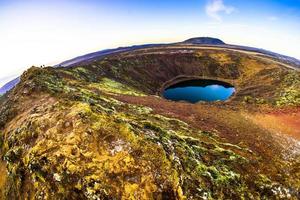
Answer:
[0,43,299,199]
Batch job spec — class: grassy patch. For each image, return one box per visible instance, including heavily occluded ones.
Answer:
[89,78,145,96]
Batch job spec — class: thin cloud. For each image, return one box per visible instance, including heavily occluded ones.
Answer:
[205,0,235,21]
[268,16,278,21]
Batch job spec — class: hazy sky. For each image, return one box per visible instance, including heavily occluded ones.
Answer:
[1,0,300,87]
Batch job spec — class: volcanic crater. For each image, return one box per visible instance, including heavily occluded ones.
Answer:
[0,38,299,199]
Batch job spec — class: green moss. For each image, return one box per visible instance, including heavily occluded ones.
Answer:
[74,67,89,74]
[137,119,252,198]
[89,78,145,96]
[126,104,153,115]
[276,87,300,106]
[0,56,299,199]
[4,146,23,163]
[275,72,300,106]
[243,96,267,105]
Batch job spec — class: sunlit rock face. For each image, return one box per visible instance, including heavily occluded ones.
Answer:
[0,42,299,199]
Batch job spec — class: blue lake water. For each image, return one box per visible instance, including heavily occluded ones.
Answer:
[163,79,235,103]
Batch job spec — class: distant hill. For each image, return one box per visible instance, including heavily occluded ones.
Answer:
[57,44,165,67]
[182,37,226,45]
[0,77,20,95]
[58,37,300,68]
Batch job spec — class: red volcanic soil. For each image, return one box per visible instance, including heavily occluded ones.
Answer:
[249,107,300,140]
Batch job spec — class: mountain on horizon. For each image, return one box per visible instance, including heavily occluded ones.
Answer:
[182,37,226,45]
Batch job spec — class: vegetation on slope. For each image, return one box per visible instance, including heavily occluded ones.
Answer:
[0,48,299,199]
[275,72,300,106]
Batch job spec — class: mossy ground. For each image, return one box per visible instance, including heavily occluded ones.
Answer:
[0,47,299,199]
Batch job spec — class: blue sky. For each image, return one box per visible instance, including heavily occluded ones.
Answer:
[0,0,300,86]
